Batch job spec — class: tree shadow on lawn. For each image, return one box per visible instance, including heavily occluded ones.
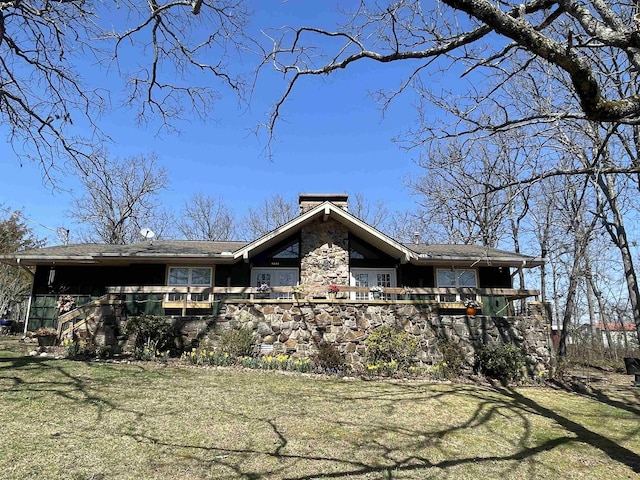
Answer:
[1,348,638,478]
[553,379,640,417]
[119,380,640,479]
[0,354,147,423]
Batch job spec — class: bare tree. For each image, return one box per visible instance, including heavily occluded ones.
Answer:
[263,1,640,150]
[238,194,298,240]
[70,152,169,245]
[383,210,432,244]
[0,1,252,177]
[177,193,236,241]
[409,137,524,247]
[349,193,389,228]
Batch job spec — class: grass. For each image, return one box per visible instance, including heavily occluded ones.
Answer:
[1,338,639,480]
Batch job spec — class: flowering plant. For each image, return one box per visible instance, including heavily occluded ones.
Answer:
[400,286,413,295]
[256,283,271,293]
[328,284,340,293]
[369,285,385,293]
[463,299,480,308]
[57,295,76,313]
[291,284,305,295]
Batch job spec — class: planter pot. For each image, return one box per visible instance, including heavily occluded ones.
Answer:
[466,307,477,316]
[37,335,57,347]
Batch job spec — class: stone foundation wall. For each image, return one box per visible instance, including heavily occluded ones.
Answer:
[168,301,552,373]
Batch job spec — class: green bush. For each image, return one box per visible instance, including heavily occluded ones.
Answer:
[365,325,418,370]
[124,314,176,360]
[475,343,525,384]
[218,328,255,357]
[314,342,347,373]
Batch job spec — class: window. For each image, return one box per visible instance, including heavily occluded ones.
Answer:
[436,268,477,303]
[167,267,212,302]
[273,240,299,259]
[350,268,396,300]
[252,268,299,299]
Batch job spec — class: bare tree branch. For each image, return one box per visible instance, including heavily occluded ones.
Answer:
[70,152,169,244]
[0,0,252,178]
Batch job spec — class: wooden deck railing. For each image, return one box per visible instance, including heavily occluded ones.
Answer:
[104,285,539,300]
[56,294,111,337]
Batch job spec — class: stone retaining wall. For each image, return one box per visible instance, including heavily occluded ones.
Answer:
[164,301,552,373]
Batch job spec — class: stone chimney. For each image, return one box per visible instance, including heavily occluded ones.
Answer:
[298,193,349,214]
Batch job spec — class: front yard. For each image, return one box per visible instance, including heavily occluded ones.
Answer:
[0,338,638,480]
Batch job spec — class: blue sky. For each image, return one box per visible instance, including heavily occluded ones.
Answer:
[0,2,444,244]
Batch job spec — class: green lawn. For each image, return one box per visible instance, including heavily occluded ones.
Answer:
[1,341,639,480]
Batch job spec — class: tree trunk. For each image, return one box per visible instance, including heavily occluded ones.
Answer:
[596,173,640,346]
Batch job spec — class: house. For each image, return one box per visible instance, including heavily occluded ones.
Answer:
[592,322,638,349]
[0,193,551,370]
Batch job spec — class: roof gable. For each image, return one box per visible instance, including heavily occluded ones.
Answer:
[233,201,414,263]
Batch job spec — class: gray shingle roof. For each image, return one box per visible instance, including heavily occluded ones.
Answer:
[5,240,248,260]
[403,243,539,263]
[1,239,542,267]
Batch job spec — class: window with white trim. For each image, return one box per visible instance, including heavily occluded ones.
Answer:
[436,268,477,302]
[252,268,299,299]
[350,268,396,300]
[167,267,212,302]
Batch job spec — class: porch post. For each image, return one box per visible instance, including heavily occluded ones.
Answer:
[22,279,35,339]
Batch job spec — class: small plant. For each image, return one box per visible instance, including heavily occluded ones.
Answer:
[291,284,305,296]
[328,284,340,293]
[124,314,177,360]
[289,357,313,373]
[369,285,385,293]
[400,286,413,295]
[136,338,158,361]
[240,356,261,369]
[429,361,448,380]
[365,325,418,370]
[475,343,525,384]
[256,283,271,293]
[63,337,99,359]
[63,337,81,358]
[97,344,113,360]
[218,328,254,357]
[463,299,480,308]
[314,342,346,373]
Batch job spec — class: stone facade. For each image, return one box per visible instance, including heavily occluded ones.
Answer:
[299,218,349,293]
[169,301,552,374]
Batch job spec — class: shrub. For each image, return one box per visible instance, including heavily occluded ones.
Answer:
[124,314,176,360]
[365,325,418,370]
[314,342,347,373]
[97,344,113,360]
[218,328,254,357]
[438,339,468,378]
[475,343,525,384]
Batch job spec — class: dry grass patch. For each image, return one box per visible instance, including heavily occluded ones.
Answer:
[0,341,639,479]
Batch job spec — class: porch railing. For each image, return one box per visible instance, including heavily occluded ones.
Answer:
[102,285,539,315]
